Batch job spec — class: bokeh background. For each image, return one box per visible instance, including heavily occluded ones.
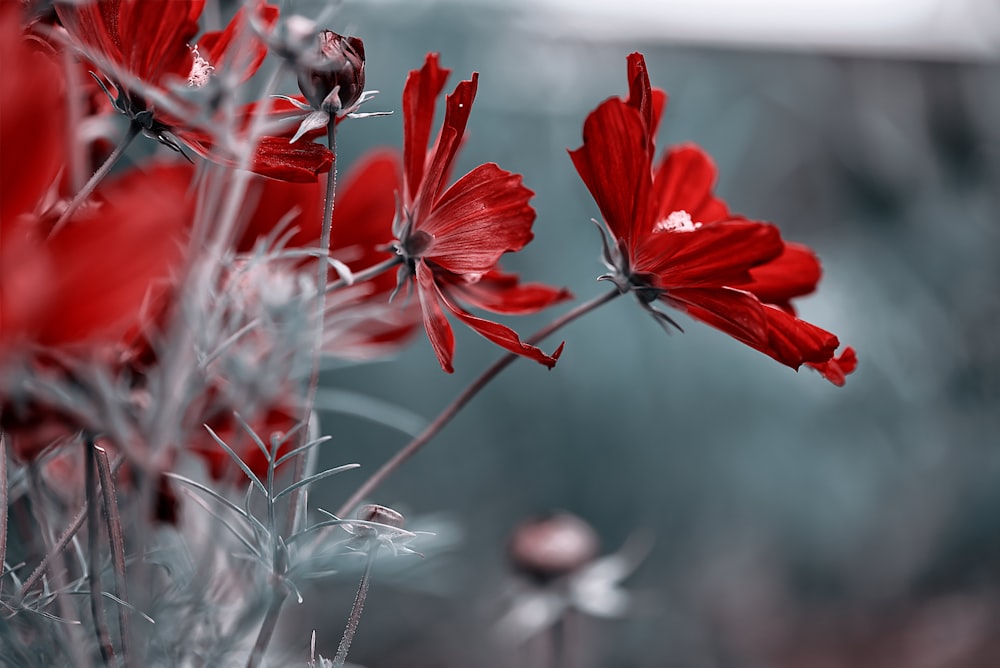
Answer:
[275,0,1000,665]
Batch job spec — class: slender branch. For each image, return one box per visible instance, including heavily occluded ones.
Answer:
[337,289,622,517]
[94,444,132,668]
[284,121,338,535]
[0,432,8,588]
[332,546,379,667]
[84,437,116,665]
[245,587,288,668]
[53,120,140,233]
[324,256,402,294]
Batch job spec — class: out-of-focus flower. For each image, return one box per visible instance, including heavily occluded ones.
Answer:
[54,0,332,181]
[389,53,571,373]
[570,53,855,385]
[497,513,649,644]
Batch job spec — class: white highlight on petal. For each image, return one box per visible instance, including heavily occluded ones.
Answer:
[654,209,702,232]
[187,44,214,87]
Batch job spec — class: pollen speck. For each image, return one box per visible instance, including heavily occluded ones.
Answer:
[654,210,702,233]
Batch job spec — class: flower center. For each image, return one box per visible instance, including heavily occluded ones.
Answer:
[187,45,215,87]
[654,210,701,233]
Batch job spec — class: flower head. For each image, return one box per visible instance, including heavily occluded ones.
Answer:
[390,54,571,373]
[569,53,855,385]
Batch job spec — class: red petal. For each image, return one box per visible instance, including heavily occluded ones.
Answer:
[120,0,204,82]
[732,242,822,313]
[639,221,783,288]
[55,0,125,67]
[664,287,770,350]
[412,74,478,222]
[443,269,572,315]
[756,304,840,369]
[650,144,730,228]
[807,346,857,386]
[0,8,65,221]
[568,97,652,251]
[416,261,456,373]
[249,136,334,182]
[625,52,667,140]
[420,163,535,275]
[402,53,451,204]
[198,4,279,84]
[437,283,563,370]
[235,170,323,253]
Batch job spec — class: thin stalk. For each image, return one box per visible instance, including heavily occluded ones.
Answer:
[245,587,287,668]
[332,546,379,667]
[0,432,7,588]
[94,444,132,668]
[284,121,338,534]
[84,438,116,665]
[53,121,140,233]
[337,288,622,517]
[324,256,402,294]
[15,454,124,604]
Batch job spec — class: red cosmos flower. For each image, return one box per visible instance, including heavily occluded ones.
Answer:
[390,54,571,373]
[570,53,855,385]
[54,0,332,181]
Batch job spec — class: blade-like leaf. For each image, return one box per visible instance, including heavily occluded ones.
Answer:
[273,464,360,501]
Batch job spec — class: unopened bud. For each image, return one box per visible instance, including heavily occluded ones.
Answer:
[508,512,599,582]
[297,30,365,113]
[357,503,405,529]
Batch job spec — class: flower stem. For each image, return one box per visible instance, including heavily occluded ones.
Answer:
[284,121,338,538]
[246,588,288,668]
[0,431,7,589]
[53,120,140,233]
[94,443,133,668]
[336,288,622,517]
[84,437,116,666]
[332,545,379,667]
[325,256,403,294]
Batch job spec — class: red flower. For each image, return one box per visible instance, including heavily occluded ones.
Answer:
[390,54,570,373]
[569,53,855,385]
[55,0,332,181]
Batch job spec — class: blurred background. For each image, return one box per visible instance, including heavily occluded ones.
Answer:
[276,0,1000,665]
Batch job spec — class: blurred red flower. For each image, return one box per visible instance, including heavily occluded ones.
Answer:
[390,54,570,373]
[570,53,855,385]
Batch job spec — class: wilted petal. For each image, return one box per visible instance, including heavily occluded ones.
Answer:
[416,261,457,373]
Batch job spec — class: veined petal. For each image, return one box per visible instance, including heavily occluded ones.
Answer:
[420,163,535,275]
[402,53,450,204]
[756,304,840,369]
[55,0,125,67]
[569,97,652,251]
[640,221,783,288]
[412,74,478,222]
[650,144,730,229]
[120,0,204,82]
[733,242,822,313]
[416,261,457,373]
[444,269,572,315]
[663,287,770,351]
[437,284,563,370]
[251,136,334,182]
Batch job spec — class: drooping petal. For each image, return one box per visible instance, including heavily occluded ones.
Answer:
[755,304,841,369]
[412,74,478,222]
[416,261,457,373]
[437,283,563,370]
[249,136,334,182]
[639,221,783,288]
[733,242,822,314]
[807,346,857,386]
[420,163,536,275]
[650,144,730,230]
[663,287,771,351]
[402,53,450,204]
[444,269,572,315]
[569,97,652,251]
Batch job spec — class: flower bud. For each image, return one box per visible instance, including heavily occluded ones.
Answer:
[357,503,405,529]
[297,30,365,114]
[508,512,599,582]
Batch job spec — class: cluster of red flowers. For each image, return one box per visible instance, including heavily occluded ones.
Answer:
[1,2,853,485]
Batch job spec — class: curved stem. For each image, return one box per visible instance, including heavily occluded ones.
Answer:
[337,288,622,517]
[53,120,140,233]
